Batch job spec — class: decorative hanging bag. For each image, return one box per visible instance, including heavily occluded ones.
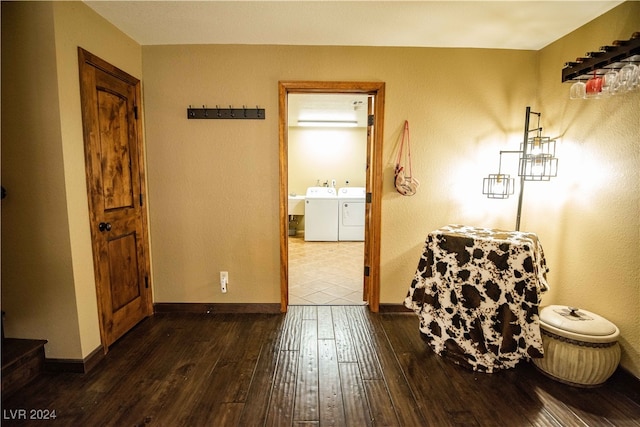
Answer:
[394,120,420,196]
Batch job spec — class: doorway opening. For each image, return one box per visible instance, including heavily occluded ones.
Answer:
[287,92,368,305]
[278,81,385,313]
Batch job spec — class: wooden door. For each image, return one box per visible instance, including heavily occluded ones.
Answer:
[78,48,152,350]
[363,96,374,304]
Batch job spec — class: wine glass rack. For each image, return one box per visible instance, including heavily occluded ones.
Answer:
[562,32,640,82]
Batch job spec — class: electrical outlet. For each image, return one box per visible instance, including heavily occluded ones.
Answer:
[220,271,228,293]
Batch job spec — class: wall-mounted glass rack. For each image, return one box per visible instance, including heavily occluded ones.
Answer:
[562,32,640,82]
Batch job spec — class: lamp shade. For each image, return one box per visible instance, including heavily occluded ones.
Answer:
[519,136,558,181]
[483,174,515,199]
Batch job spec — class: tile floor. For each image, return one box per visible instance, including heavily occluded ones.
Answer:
[288,235,366,305]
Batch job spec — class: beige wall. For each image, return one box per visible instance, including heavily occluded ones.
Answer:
[288,126,368,195]
[142,44,537,305]
[1,1,143,359]
[1,1,80,359]
[537,2,640,377]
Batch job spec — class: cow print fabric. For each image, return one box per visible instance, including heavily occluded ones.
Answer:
[404,225,550,373]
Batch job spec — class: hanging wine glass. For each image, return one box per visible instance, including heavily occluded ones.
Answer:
[629,64,640,91]
[585,71,603,98]
[613,63,638,93]
[601,69,618,96]
[569,80,586,99]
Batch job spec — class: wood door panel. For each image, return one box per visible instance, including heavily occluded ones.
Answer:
[107,232,141,311]
[97,89,134,211]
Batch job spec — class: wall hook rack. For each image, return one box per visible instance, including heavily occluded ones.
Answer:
[187,105,265,120]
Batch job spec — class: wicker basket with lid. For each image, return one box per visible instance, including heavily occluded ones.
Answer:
[533,305,620,387]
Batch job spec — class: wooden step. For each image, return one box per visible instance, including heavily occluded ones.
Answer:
[2,338,47,398]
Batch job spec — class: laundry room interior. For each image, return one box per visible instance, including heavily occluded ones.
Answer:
[287,93,369,305]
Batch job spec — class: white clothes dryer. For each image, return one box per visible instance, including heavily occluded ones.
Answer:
[304,187,339,241]
[338,187,366,241]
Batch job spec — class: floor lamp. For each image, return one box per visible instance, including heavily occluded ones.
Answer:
[482,107,558,231]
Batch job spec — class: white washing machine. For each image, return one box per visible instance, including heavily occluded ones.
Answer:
[304,187,339,241]
[338,187,366,241]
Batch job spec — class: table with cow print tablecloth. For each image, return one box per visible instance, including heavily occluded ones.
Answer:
[404,225,550,373]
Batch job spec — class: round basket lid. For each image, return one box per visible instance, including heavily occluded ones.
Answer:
[539,305,618,337]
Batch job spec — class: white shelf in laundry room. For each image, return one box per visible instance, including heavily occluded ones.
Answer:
[288,194,306,216]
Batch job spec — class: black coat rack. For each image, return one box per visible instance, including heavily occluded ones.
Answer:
[187,105,265,120]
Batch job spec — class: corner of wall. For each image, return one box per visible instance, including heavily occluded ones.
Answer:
[536,1,640,379]
[52,0,144,358]
[1,0,83,360]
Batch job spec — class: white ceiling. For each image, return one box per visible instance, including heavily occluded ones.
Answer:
[85,1,623,50]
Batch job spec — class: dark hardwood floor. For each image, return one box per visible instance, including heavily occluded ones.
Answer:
[2,306,639,426]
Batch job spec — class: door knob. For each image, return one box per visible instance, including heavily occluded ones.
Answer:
[99,222,112,232]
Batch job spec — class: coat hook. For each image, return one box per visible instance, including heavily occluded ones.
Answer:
[186,104,264,120]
